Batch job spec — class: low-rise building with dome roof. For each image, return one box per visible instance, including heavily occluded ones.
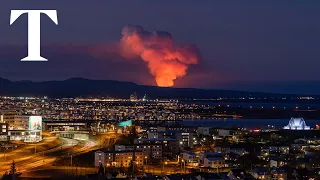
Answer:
[283,117,310,130]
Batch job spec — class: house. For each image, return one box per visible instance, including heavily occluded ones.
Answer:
[134,173,163,180]
[227,169,256,180]
[230,148,246,156]
[214,147,246,156]
[196,172,228,180]
[165,174,197,180]
[182,152,199,166]
[203,157,225,168]
[250,168,271,180]
[261,146,290,156]
[199,152,223,163]
[270,168,287,180]
[269,157,286,168]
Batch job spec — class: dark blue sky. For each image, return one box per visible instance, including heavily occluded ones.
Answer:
[0,1,320,90]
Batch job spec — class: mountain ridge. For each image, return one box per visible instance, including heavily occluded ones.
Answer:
[0,77,314,98]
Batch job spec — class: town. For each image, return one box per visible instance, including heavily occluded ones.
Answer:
[0,96,320,179]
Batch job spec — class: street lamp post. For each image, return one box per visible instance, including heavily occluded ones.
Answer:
[181,159,184,173]
[145,156,148,172]
[162,161,167,175]
[181,159,186,174]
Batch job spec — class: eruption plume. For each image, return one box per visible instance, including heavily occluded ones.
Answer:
[118,25,200,87]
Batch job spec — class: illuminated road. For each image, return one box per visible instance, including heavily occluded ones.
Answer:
[0,131,118,177]
[0,131,118,176]
[0,137,79,174]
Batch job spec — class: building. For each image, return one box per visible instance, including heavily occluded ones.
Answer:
[134,138,179,157]
[270,157,286,168]
[218,129,231,137]
[197,127,211,136]
[6,115,42,142]
[250,168,271,180]
[203,157,225,168]
[270,168,287,180]
[148,130,195,148]
[94,150,144,168]
[7,116,30,130]
[130,93,138,101]
[0,110,19,123]
[181,152,198,166]
[115,144,162,159]
[227,169,256,180]
[8,130,41,142]
[214,147,247,156]
[261,146,290,157]
[283,117,310,130]
[0,123,8,141]
[95,151,106,167]
[199,152,224,165]
[42,120,88,131]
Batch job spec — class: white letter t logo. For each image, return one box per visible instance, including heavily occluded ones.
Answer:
[10,10,58,61]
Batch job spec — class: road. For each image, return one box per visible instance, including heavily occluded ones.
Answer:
[1,131,118,177]
[0,138,78,175]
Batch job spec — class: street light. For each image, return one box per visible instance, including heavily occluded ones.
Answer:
[181,159,186,174]
[144,156,148,172]
[162,160,168,174]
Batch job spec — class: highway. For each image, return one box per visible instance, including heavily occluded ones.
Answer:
[0,137,79,174]
[0,131,118,177]
[3,131,191,178]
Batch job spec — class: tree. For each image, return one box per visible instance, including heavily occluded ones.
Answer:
[9,160,16,175]
[2,161,19,180]
[1,171,9,180]
[97,163,105,175]
[127,160,138,177]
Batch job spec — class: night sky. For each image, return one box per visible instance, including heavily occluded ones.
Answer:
[1,1,320,92]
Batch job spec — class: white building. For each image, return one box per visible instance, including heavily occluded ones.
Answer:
[203,157,225,168]
[199,152,223,164]
[181,152,198,166]
[283,118,310,130]
[6,116,42,142]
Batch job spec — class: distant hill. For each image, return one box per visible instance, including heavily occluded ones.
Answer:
[217,81,320,95]
[0,77,309,99]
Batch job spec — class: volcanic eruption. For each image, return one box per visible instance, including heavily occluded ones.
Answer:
[117,25,201,87]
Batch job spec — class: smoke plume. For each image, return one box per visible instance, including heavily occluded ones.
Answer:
[117,25,201,87]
